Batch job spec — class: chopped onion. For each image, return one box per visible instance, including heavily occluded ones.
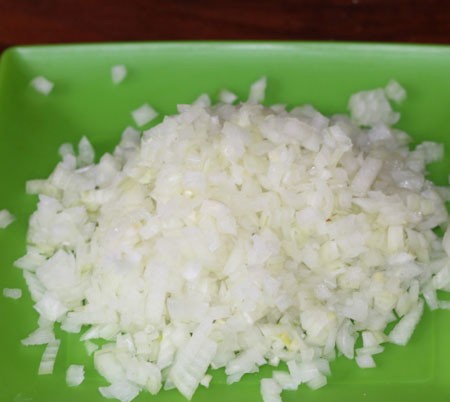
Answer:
[99,381,140,402]
[200,374,212,388]
[349,87,399,126]
[248,76,267,104]
[261,378,282,402]
[389,300,424,345]
[3,288,22,299]
[306,373,327,390]
[77,136,95,167]
[85,340,99,356]
[131,103,158,127]
[169,322,217,399]
[30,76,54,95]
[193,94,211,107]
[355,354,376,368]
[22,324,55,346]
[19,78,450,402]
[272,371,298,390]
[66,364,85,386]
[384,79,406,103]
[219,89,238,104]
[111,65,127,84]
[38,339,60,375]
[0,209,15,229]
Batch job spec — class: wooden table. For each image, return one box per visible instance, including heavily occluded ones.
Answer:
[0,0,448,52]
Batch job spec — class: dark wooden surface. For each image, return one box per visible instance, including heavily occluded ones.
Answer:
[0,0,449,52]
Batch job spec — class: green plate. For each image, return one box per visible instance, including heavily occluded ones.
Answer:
[0,42,450,402]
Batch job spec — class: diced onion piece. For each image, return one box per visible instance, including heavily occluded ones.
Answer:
[77,136,95,167]
[272,371,298,390]
[193,94,211,107]
[3,288,22,299]
[85,340,99,356]
[131,103,158,127]
[111,65,127,84]
[200,374,212,388]
[389,300,424,345]
[0,209,15,229]
[26,179,58,197]
[336,321,356,359]
[17,78,450,402]
[355,354,376,368]
[38,339,60,375]
[219,89,238,104]
[22,325,55,346]
[349,88,399,126]
[351,157,383,195]
[306,373,327,390]
[169,324,217,399]
[31,76,54,95]
[99,381,141,402]
[248,76,267,104]
[59,143,75,158]
[260,378,282,402]
[438,300,450,310]
[34,292,68,322]
[384,79,406,103]
[66,364,85,386]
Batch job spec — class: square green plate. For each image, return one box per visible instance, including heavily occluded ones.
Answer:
[0,42,450,402]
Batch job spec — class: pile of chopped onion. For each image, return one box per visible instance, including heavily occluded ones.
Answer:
[17,79,450,402]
